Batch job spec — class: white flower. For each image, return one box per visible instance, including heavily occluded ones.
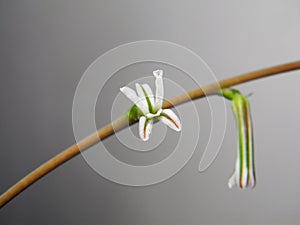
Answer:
[223,90,256,189]
[120,70,181,141]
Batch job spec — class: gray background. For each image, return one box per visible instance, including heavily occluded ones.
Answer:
[1,0,300,224]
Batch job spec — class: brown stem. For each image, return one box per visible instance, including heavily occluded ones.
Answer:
[1,61,300,208]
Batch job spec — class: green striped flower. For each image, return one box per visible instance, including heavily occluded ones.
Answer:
[120,70,181,141]
[221,88,256,189]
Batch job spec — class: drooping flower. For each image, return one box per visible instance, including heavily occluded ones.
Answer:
[120,70,181,141]
[221,88,256,189]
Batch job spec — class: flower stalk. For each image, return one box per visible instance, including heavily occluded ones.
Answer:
[1,61,300,207]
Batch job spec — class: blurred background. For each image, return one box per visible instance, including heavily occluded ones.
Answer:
[1,0,300,224]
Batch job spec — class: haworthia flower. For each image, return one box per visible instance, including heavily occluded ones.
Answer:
[120,70,181,141]
[220,88,256,189]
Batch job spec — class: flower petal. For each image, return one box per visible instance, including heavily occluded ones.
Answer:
[139,116,153,141]
[160,109,181,131]
[135,83,154,113]
[142,84,154,107]
[135,83,149,113]
[228,157,240,188]
[120,86,148,115]
[228,171,237,189]
[245,99,256,188]
[135,83,145,98]
[153,69,163,78]
[153,70,164,109]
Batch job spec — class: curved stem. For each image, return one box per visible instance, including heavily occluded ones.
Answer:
[1,61,300,208]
